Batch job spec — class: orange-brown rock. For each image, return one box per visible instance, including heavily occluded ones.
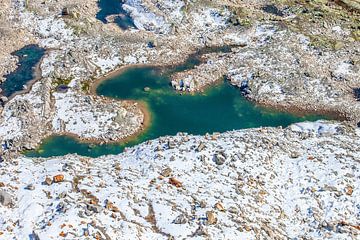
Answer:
[169,177,182,188]
[53,174,64,183]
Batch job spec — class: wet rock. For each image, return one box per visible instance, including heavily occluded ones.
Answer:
[0,190,12,207]
[239,80,251,96]
[173,214,187,224]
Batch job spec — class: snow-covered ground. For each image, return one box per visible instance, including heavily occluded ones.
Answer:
[0,121,359,239]
[52,91,144,141]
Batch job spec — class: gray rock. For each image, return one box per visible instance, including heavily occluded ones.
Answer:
[25,184,35,191]
[0,190,13,207]
[290,152,301,158]
[161,167,172,177]
[228,206,239,214]
[173,214,188,224]
[193,224,208,236]
[196,142,206,152]
[0,96,8,103]
[213,152,226,165]
[31,231,40,240]
[87,204,102,213]
[167,140,176,149]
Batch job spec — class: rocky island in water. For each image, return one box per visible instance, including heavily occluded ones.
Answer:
[0,0,359,239]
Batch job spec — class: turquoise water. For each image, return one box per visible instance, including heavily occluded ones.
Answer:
[96,0,136,30]
[26,64,324,158]
[0,45,45,97]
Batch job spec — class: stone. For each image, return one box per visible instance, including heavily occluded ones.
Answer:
[193,225,208,236]
[228,206,239,214]
[31,231,40,240]
[206,211,217,225]
[196,142,206,152]
[173,214,187,224]
[59,231,67,237]
[44,177,52,185]
[105,200,119,212]
[167,140,176,149]
[0,96,8,103]
[161,167,172,177]
[61,7,70,16]
[290,152,301,158]
[169,177,182,188]
[214,202,225,212]
[25,184,35,190]
[345,186,353,196]
[53,174,64,183]
[213,152,226,165]
[87,204,102,213]
[114,163,121,171]
[0,190,13,207]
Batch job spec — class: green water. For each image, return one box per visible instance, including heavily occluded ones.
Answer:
[96,0,136,30]
[26,65,324,158]
[0,45,45,97]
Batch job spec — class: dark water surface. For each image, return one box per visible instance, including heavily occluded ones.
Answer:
[26,63,324,158]
[0,45,45,97]
[96,0,136,30]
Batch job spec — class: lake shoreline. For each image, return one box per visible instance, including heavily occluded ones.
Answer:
[1,45,47,102]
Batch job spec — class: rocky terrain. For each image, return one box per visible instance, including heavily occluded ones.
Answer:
[0,0,358,153]
[0,0,359,239]
[0,121,359,239]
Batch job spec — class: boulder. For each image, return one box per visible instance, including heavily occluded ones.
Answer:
[0,190,13,207]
